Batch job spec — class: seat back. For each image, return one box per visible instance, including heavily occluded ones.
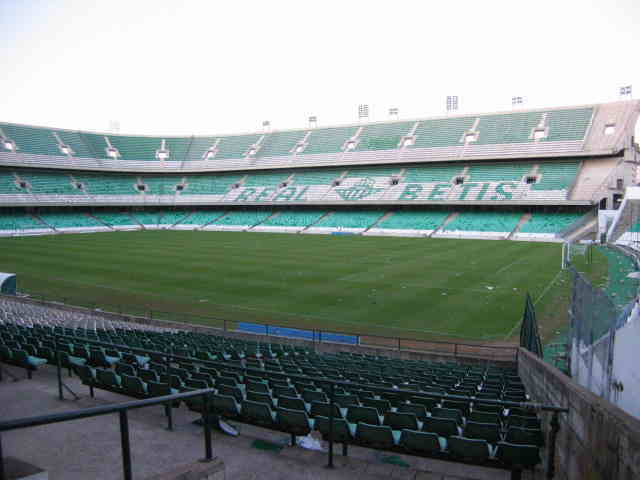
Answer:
[422,417,459,437]
[355,423,395,449]
[314,416,353,443]
[448,436,490,462]
[383,411,419,431]
[399,429,441,455]
[346,405,380,425]
[276,408,311,435]
[464,421,501,444]
[496,441,541,469]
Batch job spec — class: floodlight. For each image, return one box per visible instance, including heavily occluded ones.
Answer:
[446,96,458,112]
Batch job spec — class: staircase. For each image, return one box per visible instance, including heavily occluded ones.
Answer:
[429,212,458,237]
[508,213,532,240]
[363,212,392,233]
[300,211,333,233]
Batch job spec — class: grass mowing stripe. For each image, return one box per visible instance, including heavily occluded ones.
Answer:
[0,231,565,342]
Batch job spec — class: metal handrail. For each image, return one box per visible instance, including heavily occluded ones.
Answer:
[0,388,217,480]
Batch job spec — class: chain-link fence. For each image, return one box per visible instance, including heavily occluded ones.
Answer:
[568,263,634,400]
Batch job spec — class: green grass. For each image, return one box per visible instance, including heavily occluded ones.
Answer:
[0,230,567,341]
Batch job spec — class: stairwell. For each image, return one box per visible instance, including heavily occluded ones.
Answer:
[171,211,193,228]
[89,213,115,230]
[197,211,229,230]
[507,213,532,240]
[429,212,458,237]
[247,212,279,231]
[363,211,392,233]
[32,213,56,233]
[300,211,333,232]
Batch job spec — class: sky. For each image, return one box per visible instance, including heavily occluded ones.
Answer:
[1,0,639,136]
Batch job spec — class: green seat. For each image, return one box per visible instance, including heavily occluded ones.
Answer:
[278,395,307,412]
[314,416,355,443]
[246,380,270,394]
[496,442,541,469]
[448,436,493,462]
[121,374,148,396]
[507,415,541,429]
[310,401,343,419]
[96,368,121,388]
[12,350,47,369]
[464,421,501,444]
[276,407,313,437]
[138,369,159,383]
[442,399,471,416]
[360,397,391,415]
[355,422,397,449]
[74,364,96,384]
[431,407,463,425]
[399,429,444,454]
[346,405,380,426]
[383,411,421,431]
[241,400,277,427]
[212,394,241,419]
[398,403,429,421]
[273,385,298,398]
[422,417,460,437]
[147,381,181,406]
[116,363,136,377]
[302,389,328,403]
[505,426,545,447]
[185,378,209,389]
[246,391,276,409]
[333,393,359,408]
[410,395,439,411]
[468,411,501,425]
[217,384,244,403]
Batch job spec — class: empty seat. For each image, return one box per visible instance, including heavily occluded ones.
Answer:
[496,442,541,469]
[383,411,421,431]
[422,417,460,437]
[212,394,241,419]
[505,426,545,447]
[276,407,313,437]
[310,401,343,419]
[346,405,381,426]
[399,429,444,455]
[277,395,307,412]
[246,391,276,409]
[121,374,147,396]
[464,421,501,444]
[448,436,493,462]
[242,400,277,428]
[355,423,397,449]
[314,416,355,443]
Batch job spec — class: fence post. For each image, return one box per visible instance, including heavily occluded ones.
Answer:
[55,335,63,400]
[202,392,213,462]
[119,410,133,480]
[0,432,5,480]
[327,382,334,468]
[546,411,560,479]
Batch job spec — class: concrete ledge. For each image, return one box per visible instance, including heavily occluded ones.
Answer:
[146,458,224,480]
[4,456,48,480]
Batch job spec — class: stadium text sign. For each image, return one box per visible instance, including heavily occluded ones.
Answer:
[231,181,521,202]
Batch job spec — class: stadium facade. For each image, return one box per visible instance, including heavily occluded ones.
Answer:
[0,100,638,241]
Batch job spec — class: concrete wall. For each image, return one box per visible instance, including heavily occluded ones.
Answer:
[518,348,640,480]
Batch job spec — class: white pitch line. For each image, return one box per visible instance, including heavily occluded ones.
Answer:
[503,269,564,340]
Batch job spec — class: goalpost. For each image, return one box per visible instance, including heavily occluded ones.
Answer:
[562,241,592,269]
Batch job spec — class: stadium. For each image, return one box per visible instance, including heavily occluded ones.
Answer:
[2,2,640,480]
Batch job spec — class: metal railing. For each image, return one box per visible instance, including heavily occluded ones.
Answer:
[0,328,567,480]
[0,387,217,480]
[12,292,520,361]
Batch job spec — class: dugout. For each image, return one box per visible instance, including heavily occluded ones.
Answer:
[0,273,17,295]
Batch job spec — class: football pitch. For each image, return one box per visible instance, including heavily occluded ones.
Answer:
[0,231,569,342]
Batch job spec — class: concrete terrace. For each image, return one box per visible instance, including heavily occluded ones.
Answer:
[0,364,525,480]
